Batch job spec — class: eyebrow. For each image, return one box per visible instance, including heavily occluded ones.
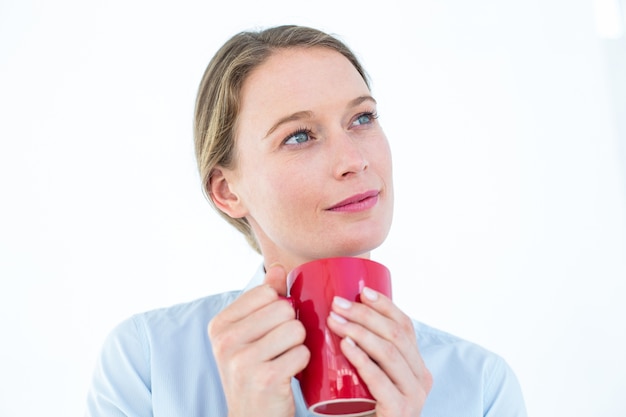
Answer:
[264,95,377,138]
[349,95,377,108]
[265,110,314,137]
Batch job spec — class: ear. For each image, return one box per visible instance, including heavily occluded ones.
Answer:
[208,168,248,219]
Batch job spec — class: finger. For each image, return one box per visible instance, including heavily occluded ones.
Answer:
[214,264,288,326]
[244,343,310,393]
[359,288,417,347]
[215,284,280,326]
[270,343,310,380]
[338,336,402,404]
[250,318,307,362]
[335,326,431,409]
[329,296,428,392]
[212,297,296,351]
[356,289,430,383]
[332,293,418,354]
[327,312,415,388]
[263,264,288,296]
[341,337,431,417]
[222,320,309,387]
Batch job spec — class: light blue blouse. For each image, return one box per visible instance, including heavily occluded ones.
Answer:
[85,266,527,416]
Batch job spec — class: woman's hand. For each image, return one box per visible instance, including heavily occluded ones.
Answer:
[208,265,310,417]
[326,288,432,417]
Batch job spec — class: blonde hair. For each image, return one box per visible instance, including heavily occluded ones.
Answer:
[193,25,370,253]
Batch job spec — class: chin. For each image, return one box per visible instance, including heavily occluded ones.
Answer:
[331,230,389,258]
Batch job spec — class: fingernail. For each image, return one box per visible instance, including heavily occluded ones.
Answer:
[333,296,352,309]
[344,336,356,347]
[266,262,285,272]
[362,287,378,301]
[329,311,347,324]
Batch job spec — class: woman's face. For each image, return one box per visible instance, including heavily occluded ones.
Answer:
[218,47,393,270]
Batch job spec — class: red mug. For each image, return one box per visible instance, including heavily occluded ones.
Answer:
[285,257,392,416]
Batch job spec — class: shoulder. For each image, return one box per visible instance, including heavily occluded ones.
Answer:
[136,290,241,325]
[110,290,242,345]
[86,292,242,416]
[412,320,527,416]
[94,289,243,372]
[412,318,503,367]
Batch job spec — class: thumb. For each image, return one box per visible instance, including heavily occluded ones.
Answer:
[263,263,288,296]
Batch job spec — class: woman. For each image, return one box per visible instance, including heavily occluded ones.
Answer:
[85,25,527,417]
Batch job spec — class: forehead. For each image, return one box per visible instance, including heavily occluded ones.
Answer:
[238,46,370,119]
[248,45,361,84]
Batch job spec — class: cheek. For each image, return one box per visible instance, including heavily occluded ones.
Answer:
[252,179,317,243]
[372,137,393,176]
[273,175,315,212]
[243,162,314,218]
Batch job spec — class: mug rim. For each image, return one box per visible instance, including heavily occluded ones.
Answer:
[308,397,377,417]
[286,257,388,290]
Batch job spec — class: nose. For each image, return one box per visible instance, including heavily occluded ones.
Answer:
[331,131,369,179]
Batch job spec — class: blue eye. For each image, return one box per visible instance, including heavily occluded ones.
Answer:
[284,129,312,145]
[352,112,378,127]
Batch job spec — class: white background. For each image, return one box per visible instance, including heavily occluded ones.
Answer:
[1,1,625,416]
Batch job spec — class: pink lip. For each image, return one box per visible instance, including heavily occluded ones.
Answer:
[327,190,380,212]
